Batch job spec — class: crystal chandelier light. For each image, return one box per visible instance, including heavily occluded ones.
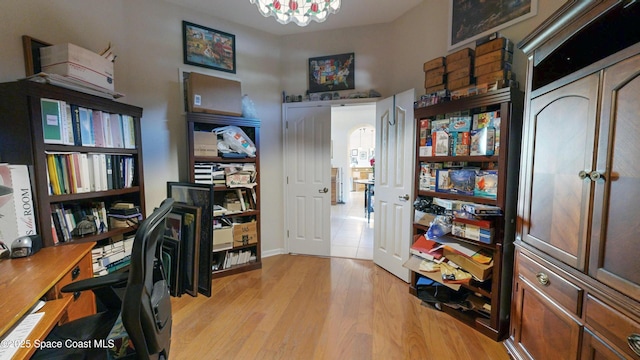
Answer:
[249,0,341,26]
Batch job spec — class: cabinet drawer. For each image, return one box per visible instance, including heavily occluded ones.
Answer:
[47,251,96,322]
[585,295,640,359]
[517,251,583,315]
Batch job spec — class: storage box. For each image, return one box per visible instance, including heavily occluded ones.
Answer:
[423,57,445,72]
[193,131,218,157]
[186,72,242,116]
[443,248,493,280]
[470,127,495,156]
[414,210,436,227]
[40,43,115,91]
[474,170,498,199]
[213,227,233,250]
[233,221,257,247]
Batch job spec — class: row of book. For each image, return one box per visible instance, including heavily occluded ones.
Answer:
[92,236,134,276]
[212,249,256,271]
[46,152,136,195]
[50,201,109,244]
[41,98,136,149]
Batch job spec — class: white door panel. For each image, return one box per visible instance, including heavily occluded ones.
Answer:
[373,89,415,282]
[285,105,331,256]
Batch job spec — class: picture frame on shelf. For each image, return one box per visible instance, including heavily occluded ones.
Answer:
[308,53,354,93]
[161,236,181,297]
[182,21,236,73]
[448,0,537,50]
[167,181,213,297]
[170,202,202,297]
[165,213,182,241]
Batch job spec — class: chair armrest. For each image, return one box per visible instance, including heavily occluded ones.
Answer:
[60,272,129,293]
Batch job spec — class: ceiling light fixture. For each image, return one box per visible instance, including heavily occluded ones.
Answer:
[249,0,341,26]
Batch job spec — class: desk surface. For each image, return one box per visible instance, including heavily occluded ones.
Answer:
[0,242,95,337]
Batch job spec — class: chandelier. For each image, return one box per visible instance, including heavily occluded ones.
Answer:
[249,0,341,27]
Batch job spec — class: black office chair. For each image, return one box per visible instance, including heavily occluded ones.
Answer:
[33,198,175,360]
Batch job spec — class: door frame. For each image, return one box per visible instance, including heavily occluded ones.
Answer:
[282,98,376,254]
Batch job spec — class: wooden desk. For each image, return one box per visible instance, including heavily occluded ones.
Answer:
[0,242,96,359]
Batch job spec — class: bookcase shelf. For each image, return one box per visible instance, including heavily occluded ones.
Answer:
[186,113,261,279]
[411,86,523,341]
[0,80,145,249]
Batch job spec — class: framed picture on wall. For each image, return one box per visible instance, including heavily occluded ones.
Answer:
[448,0,537,50]
[183,21,236,73]
[308,53,355,93]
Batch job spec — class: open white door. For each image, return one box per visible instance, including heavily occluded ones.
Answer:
[373,89,415,282]
[284,105,332,256]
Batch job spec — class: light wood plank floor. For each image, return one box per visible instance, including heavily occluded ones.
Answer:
[170,255,509,360]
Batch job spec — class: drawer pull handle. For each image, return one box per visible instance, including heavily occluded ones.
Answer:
[628,334,640,356]
[536,272,550,286]
[71,266,81,280]
[578,170,589,180]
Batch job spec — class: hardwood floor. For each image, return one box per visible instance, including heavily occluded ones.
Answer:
[170,255,509,359]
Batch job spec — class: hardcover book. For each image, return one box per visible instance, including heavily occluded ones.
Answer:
[0,164,37,244]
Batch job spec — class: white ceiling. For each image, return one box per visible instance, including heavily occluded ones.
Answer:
[165,0,425,36]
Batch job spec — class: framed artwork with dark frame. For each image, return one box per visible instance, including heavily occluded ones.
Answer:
[161,236,181,297]
[167,182,213,297]
[448,0,537,50]
[170,202,202,297]
[21,35,51,76]
[182,21,236,73]
[308,52,354,93]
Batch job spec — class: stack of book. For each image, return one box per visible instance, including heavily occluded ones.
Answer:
[91,236,134,276]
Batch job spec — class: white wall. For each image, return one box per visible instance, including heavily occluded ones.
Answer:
[0,0,566,255]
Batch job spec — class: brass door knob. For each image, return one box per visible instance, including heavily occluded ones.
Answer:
[536,272,550,286]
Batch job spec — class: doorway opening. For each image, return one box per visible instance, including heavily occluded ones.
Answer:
[330,104,376,259]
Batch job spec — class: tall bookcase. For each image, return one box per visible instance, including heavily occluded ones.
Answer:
[410,87,523,340]
[0,80,145,248]
[186,113,261,279]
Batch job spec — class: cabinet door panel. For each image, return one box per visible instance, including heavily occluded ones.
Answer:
[512,274,582,360]
[590,53,640,299]
[581,329,631,360]
[520,74,599,270]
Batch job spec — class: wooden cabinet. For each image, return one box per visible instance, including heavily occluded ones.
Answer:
[507,1,640,359]
[410,87,524,340]
[0,80,145,249]
[186,113,261,278]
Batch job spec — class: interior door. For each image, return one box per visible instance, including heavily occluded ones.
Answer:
[284,105,332,256]
[373,89,415,282]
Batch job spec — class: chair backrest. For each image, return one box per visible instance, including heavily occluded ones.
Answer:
[122,198,175,360]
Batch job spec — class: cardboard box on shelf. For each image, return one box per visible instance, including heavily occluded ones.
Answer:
[233,221,257,247]
[40,43,115,91]
[213,227,233,250]
[186,72,242,116]
[193,131,218,157]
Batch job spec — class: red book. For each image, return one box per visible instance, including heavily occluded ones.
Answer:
[410,235,444,262]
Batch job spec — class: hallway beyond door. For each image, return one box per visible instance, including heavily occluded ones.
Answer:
[331,191,373,259]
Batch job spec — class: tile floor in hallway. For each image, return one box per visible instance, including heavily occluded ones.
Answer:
[330,190,373,260]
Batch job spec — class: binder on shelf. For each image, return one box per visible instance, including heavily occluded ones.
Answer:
[79,106,95,146]
[109,113,124,148]
[41,98,64,144]
[70,104,83,146]
[61,101,74,145]
[92,109,105,147]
